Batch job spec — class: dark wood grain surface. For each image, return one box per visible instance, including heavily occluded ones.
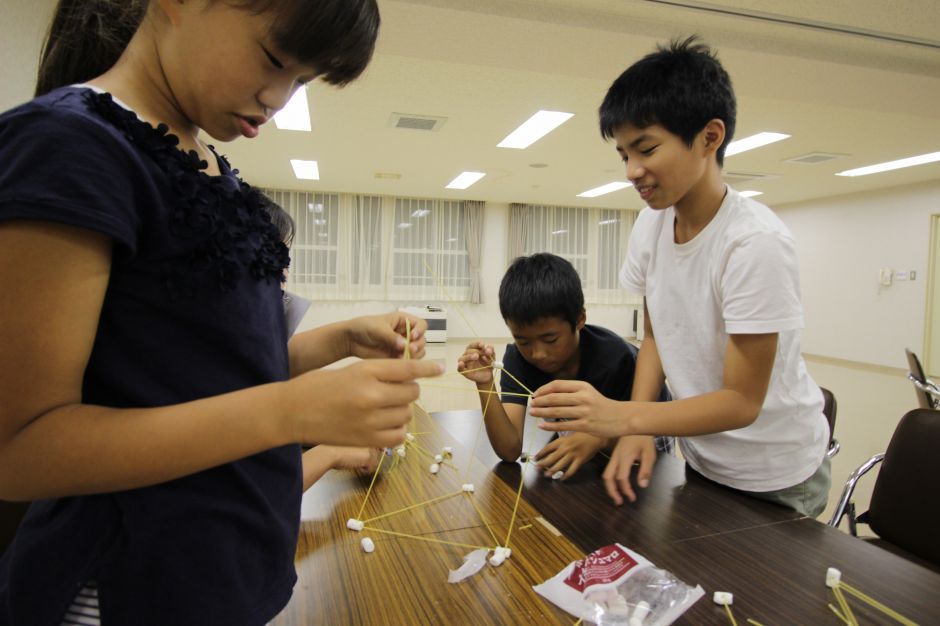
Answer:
[273,407,940,624]
[436,409,940,625]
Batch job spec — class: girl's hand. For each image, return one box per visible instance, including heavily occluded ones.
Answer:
[457,341,496,385]
[530,380,632,439]
[319,445,382,474]
[285,358,443,449]
[346,312,427,360]
[533,432,608,480]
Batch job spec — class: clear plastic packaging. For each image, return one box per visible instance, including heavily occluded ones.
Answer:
[533,543,704,626]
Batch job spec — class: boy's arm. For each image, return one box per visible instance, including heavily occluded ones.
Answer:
[531,331,777,438]
[302,446,380,491]
[457,342,526,461]
[603,302,663,504]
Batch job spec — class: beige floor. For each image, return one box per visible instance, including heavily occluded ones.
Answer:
[417,339,921,535]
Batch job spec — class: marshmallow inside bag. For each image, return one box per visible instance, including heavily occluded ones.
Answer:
[448,549,488,583]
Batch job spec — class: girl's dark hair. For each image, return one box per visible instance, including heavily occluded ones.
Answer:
[260,195,295,247]
[237,0,380,86]
[498,253,585,330]
[35,0,380,97]
[599,35,736,166]
[35,0,146,97]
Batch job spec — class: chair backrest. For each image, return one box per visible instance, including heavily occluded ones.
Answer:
[905,348,939,409]
[867,408,940,567]
[819,387,839,457]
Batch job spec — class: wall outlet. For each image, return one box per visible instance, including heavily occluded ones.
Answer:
[879,268,893,286]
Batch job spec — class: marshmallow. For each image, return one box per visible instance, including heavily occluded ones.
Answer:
[430,463,440,474]
[489,546,512,567]
[552,470,564,480]
[396,445,407,458]
[606,594,630,618]
[712,591,733,606]
[492,360,505,369]
[434,454,443,463]
[462,483,475,492]
[360,537,375,553]
[405,433,415,442]
[346,518,364,532]
[826,567,842,588]
[629,600,651,626]
[442,446,453,457]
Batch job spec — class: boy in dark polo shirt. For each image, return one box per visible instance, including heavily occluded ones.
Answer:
[458,253,670,488]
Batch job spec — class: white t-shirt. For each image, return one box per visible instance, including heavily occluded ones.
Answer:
[620,186,828,492]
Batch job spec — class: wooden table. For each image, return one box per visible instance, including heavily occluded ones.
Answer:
[274,408,940,624]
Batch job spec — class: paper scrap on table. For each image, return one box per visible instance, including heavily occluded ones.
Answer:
[447,548,488,583]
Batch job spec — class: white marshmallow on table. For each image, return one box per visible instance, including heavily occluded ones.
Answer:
[396,445,406,458]
[405,433,415,442]
[429,463,440,474]
[712,591,733,606]
[434,454,443,463]
[462,483,475,492]
[826,567,842,588]
[551,470,564,480]
[346,518,364,532]
[360,537,375,553]
[629,600,651,626]
[488,546,512,567]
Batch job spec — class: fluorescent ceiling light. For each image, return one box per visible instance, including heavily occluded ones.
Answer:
[446,171,486,190]
[497,110,574,149]
[835,151,940,177]
[598,218,619,225]
[577,181,633,198]
[274,88,311,131]
[411,209,430,218]
[739,190,764,198]
[290,159,319,180]
[725,132,790,157]
[307,202,323,213]
[397,222,412,229]
[551,229,568,235]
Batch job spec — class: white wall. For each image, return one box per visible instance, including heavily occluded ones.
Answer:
[776,179,940,369]
[295,202,639,339]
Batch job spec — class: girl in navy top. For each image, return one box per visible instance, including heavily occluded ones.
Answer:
[0,1,441,624]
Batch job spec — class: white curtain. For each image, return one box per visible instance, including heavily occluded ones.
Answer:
[463,200,485,304]
[262,188,476,303]
[508,203,640,305]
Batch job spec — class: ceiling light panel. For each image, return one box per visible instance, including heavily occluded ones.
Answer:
[577,181,633,198]
[290,159,320,180]
[497,110,574,149]
[836,151,940,177]
[273,87,311,131]
[446,171,486,190]
[725,132,791,157]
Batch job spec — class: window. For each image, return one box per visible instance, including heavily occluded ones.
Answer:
[261,189,474,301]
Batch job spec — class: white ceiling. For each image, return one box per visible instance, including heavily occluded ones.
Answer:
[4,0,940,210]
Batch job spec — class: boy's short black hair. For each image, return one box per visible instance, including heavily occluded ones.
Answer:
[499,253,584,330]
[599,36,736,166]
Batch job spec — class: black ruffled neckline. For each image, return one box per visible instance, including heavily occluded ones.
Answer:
[81,88,289,295]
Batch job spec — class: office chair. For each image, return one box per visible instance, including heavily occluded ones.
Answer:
[820,386,839,458]
[905,348,939,410]
[828,408,940,571]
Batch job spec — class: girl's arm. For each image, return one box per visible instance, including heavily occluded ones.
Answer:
[0,222,440,501]
[287,312,428,378]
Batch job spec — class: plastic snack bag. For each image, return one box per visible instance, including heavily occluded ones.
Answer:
[533,543,704,625]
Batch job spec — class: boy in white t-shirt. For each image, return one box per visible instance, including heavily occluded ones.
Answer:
[530,36,830,517]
